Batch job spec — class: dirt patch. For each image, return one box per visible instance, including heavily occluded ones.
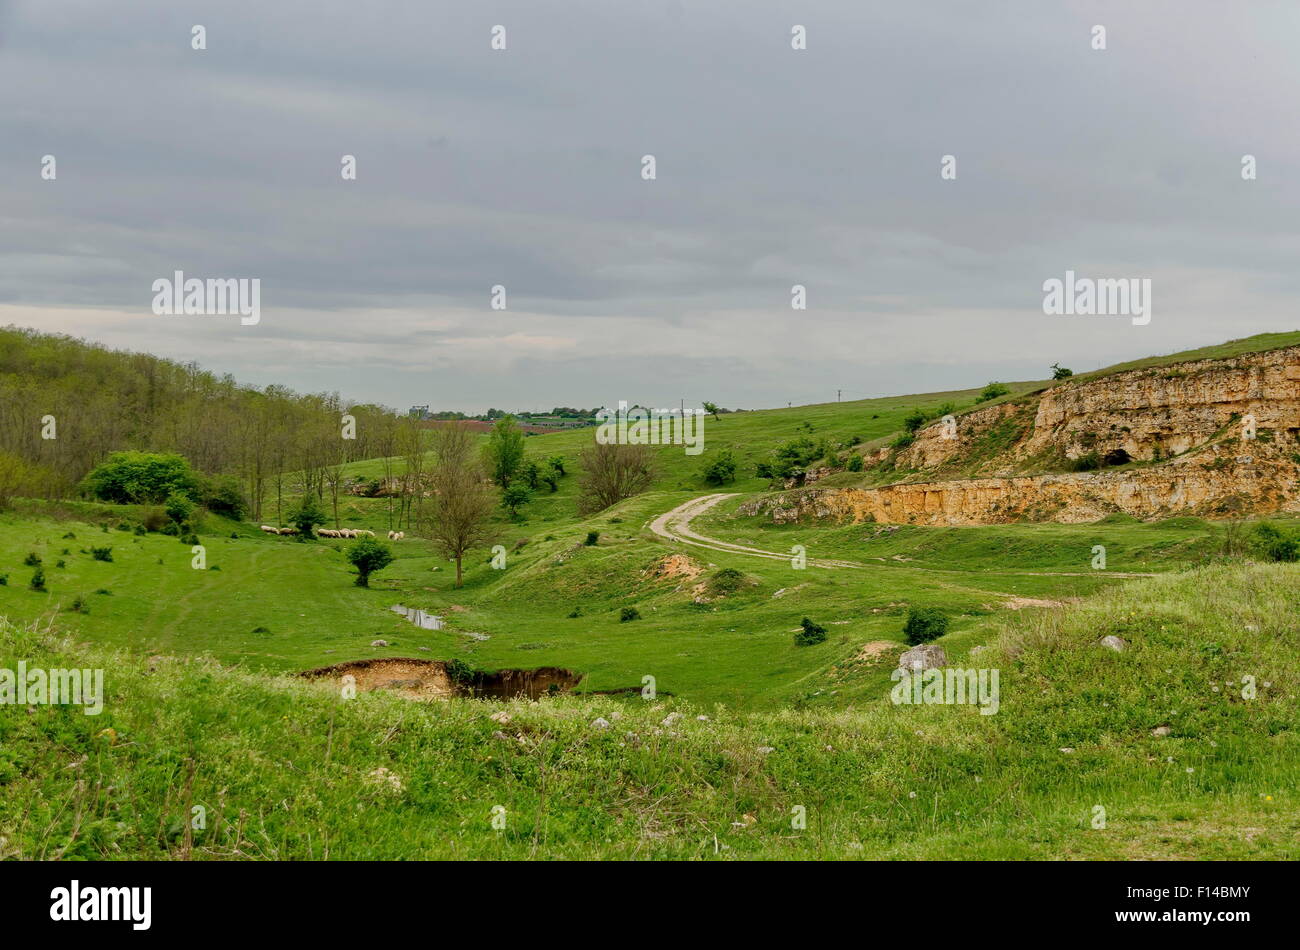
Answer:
[996,596,1070,610]
[300,657,582,701]
[644,553,706,582]
[854,640,898,664]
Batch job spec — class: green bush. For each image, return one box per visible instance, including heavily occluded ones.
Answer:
[90,546,113,562]
[976,382,1010,403]
[903,607,949,645]
[164,491,196,526]
[1252,522,1299,563]
[288,493,327,538]
[345,537,394,587]
[702,450,737,486]
[200,474,248,519]
[82,451,200,504]
[584,531,599,546]
[619,607,641,622]
[29,567,46,591]
[22,552,40,567]
[794,617,827,646]
[846,454,864,472]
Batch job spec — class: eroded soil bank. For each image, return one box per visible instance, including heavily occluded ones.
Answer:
[299,657,582,701]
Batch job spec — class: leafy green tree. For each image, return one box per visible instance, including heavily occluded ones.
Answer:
[520,460,542,490]
[702,401,721,421]
[501,484,532,519]
[345,537,394,587]
[82,451,200,504]
[1050,363,1074,380]
[484,415,526,487]
[288,493,327,538]
[547,455,566,477]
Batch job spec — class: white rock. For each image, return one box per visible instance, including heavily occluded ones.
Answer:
[591,717,611,730]
[898,643,948,671]
[1099,635,1128,652]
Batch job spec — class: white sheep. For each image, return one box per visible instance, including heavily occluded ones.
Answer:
[260,525,276,534]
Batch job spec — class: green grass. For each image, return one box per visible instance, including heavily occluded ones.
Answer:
[2,561,1294,859]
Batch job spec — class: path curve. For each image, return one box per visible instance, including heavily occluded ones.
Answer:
[647,493,1156,578]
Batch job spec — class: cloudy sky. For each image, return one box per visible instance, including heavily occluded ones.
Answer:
[2,1,1298,412]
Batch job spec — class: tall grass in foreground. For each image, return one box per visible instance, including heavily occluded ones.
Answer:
[0,563,1295,860]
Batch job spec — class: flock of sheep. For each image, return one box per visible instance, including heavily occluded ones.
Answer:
[258,525,405,540]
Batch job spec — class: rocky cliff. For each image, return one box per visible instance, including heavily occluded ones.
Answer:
[747,345,1300,526]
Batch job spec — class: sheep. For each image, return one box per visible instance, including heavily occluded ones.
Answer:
[319,528,337,538]
[260,525,276,534]
[278,526,296,536]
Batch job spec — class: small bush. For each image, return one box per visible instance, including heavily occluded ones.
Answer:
[71,596,88,614]
[976,382,1010,403]
[23,552,41,567]
[55,559,66,569]
[95,588,111,595]
[567,607,582,618]
[134,524,147,536]
[794,617,827,646]
[619,607,641,622]
[445,658,475,685]
[846,454,864,472]
[584,531,599,546]
[29,567,46,591]
[0,573,7,586]
[90,546,113,562]
[903,606,949,645]
[1252,522,1299,563]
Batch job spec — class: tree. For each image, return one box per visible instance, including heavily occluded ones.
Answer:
[164,491,195,526]
[288,493,327,538]
[346,537,393,587]
[1051,363,1074,380]
[484,415,525,487]
[702,449,736,485]
[702,401,721,421]
[501,484,531,519]
[422,423,495,587]
[547,455,566,477]
[520,460,541,490]
[577,441,655,514]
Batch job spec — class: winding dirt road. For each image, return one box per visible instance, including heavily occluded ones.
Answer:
[647,492,1156,579]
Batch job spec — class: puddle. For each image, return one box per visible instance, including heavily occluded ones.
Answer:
[300,657,582,701]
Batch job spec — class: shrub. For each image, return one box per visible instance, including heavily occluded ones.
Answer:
[889,432,915,450]
[976,382,1010,403]
[1252,522,1299,563]
[584,531,599,546]
[445,658,475,685]
[29,567,46,591]
[180,533,200,546]
[619,607,641,622]
[846,454,864,472]
[90,546,113,562]
[288,493,327,538]
[794,617,827,646]
[903,408,929,433]
[22,552,41,567]
[134,524,147,536]
[1069,451,1102,472]
[345,537,394,587]
[82,451,200,504]
[0,573,7,586]
[200,474,248,518]
[141,508,169,532]
[1051,362,1073,380]
[903,606,949,645]
[55,559,66,569]
[164,491,196,526]
[702,450,737,486]
[71,596,87,614]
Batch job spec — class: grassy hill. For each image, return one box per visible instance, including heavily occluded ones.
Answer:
[2,562,1294,859]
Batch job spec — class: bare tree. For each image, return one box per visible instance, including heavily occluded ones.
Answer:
[420,423,495,587]
[577,440,656,514]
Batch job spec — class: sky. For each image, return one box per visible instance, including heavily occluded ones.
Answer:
[2,1,1299,413]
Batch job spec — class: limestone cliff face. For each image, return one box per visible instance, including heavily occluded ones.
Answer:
[895,345,1300,476]
[753,346,1300,526]
[741,443,1300,526]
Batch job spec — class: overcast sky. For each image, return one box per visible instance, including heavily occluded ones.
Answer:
[2,1,1298,412]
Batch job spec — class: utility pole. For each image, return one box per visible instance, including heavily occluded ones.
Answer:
[837,389,842,402]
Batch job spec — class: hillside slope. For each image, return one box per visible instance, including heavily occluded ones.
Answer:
[2,562,1294,859]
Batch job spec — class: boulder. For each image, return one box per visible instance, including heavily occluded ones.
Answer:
[1099,635,1128,652]
[899,643,948,671]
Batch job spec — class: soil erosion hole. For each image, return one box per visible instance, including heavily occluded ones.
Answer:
[300,657,582,701]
